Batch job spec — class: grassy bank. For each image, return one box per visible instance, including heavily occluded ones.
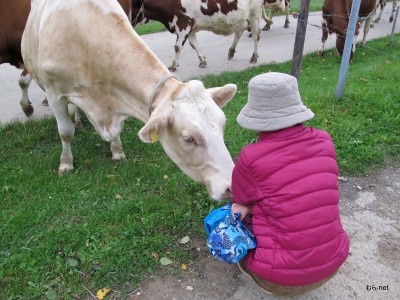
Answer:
[1,35,399,299]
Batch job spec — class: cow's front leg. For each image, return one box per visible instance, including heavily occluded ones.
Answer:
[168,30,190,71]
[284,7,290,28]
[262,11,273,31]
[48,93,75,173]
[168,45,180,72]
[228,30,244,60]
[18,69,34,117]
[317,19,329,56]
[360,17,373,47]
[188,33,207,68]
[390,0,397,22]
[111,136,126,161]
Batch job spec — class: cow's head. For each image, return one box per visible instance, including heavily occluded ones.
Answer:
[335,36,355,63]
[138,80,236,200]
[336,23,361,63]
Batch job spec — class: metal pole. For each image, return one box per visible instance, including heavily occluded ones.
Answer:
[390,6,400,44]
[291,0,311,81]
[335,0,361,99]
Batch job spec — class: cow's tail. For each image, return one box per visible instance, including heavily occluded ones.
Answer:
[261,3,273,26]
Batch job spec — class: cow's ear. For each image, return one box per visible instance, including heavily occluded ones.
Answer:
[207,84,237,108]
[138,112,169,143]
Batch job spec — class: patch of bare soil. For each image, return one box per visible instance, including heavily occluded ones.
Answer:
[125,164,400,300]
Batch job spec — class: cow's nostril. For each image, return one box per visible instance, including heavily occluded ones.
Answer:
[224,187,232,198]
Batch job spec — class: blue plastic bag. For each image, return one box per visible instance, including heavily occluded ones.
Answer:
[204,204,256,264]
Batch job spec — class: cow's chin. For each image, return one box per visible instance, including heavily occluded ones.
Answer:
[164,156,232,200]
[174,163,232,201]
[204,177,232,201]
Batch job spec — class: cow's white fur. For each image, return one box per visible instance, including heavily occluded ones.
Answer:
[166,0,264,71]
[22,0,237,200]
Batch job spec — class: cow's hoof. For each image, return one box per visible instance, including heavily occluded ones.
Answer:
[168,65,177,72]
[370,23,375,28]
[199,61,207,68]
[58,164,74,174]
[112,153,126,161]
[250,54,258,64]
[316,51,323,57]
[284,23,289,29]
[262,24,271,31]
[22,105,34,117]
[390,16,394,23]
[228,49,235,60]
[42,98,49,106]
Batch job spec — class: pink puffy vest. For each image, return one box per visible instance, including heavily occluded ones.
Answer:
[232,125,349,286]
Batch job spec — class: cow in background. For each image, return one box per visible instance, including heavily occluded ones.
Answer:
[317,0,376,62]
[262,0,290,30]
[0,0,37,117]
[131,0,264,71]
[372,0,398,25]
[22,0,237,200]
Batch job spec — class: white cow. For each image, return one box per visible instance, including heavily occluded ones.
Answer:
[22,0,237,200]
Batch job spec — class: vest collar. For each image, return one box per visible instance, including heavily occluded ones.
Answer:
[258,124,305,140]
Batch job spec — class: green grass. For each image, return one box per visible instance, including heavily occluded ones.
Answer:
[1,35,399,299]
[291,0,325,13]
[135,21,166,35]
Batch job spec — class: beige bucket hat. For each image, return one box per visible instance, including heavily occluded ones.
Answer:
[237,72,314,132]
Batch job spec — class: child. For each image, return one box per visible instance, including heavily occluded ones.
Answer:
[231,72,349,296]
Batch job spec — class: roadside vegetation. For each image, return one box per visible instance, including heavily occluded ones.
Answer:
[1,33,399,299]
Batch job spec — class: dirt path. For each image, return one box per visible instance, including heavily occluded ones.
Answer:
[126,164,400,300]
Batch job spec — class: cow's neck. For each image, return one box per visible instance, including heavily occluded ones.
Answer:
[117,36,182,123]
[88,14,183,122]
[146,74,180,116]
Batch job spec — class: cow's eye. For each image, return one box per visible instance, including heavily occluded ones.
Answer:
[183,136,195,144]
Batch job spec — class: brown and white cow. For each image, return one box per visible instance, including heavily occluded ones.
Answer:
[317,0,377,61]
[372,0,398,25]
[130,0,264,71]
[22,0,237,200]
[0,0,37,116]
[262,0,290,30]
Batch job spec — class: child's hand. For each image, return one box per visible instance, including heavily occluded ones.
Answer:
[232,203,252,221]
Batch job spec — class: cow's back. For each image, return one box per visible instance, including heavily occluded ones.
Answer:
[323,0,376,17]
[187,0,262,34]
[23,0,141,91]
[0,0,30,67]
[359,0,376,16]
